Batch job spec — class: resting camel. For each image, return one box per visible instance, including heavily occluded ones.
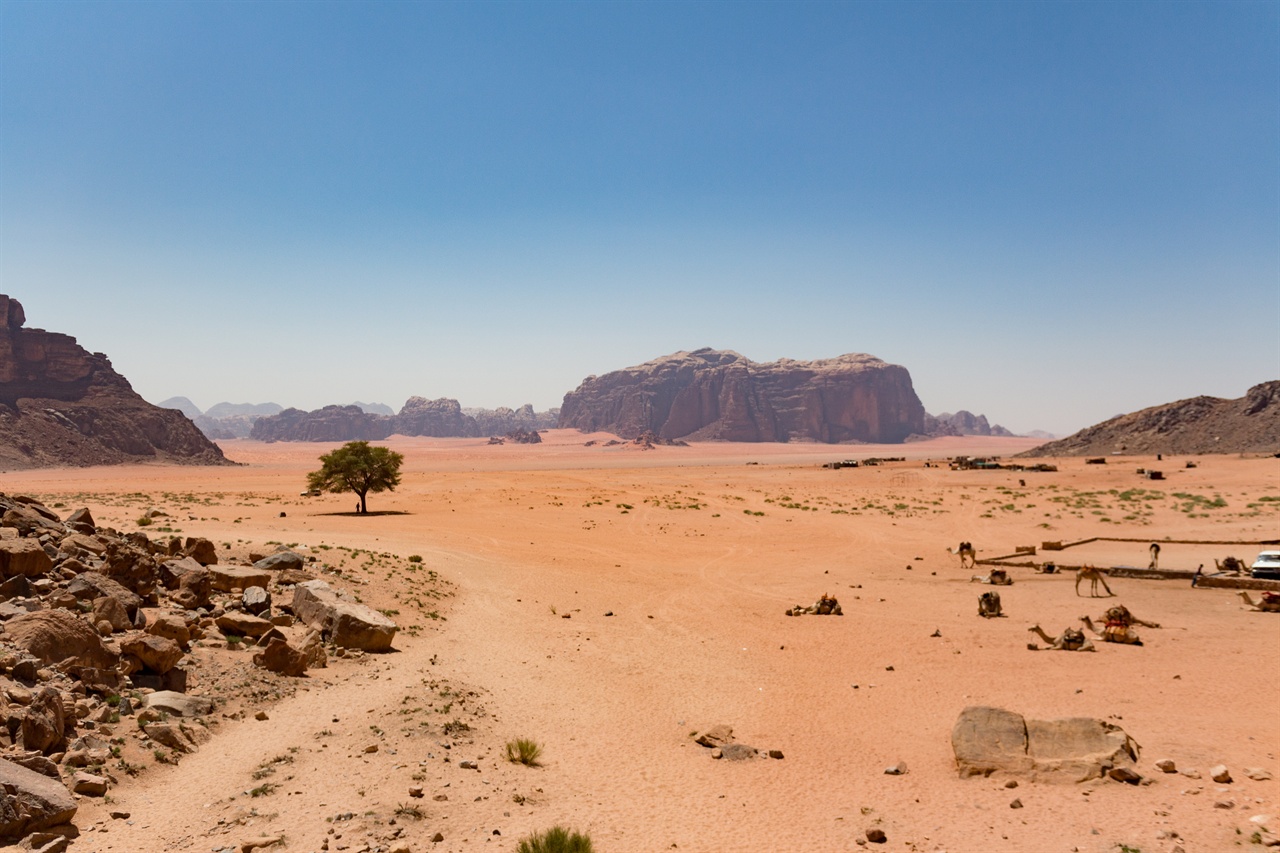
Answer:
[1238,591,1280,613]
[978,591,1004,618]
[1215,557,1247,574]
[947,542,977,569]
[785,594,843,616]
[1086,604,1160,629]
[1075,564,1113,598]
[971,568,1012,585]
[1080,614,1143,646]
[1027,624,1096,652]
[1148,542,1160,569]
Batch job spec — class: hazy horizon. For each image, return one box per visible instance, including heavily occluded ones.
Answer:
[4,2,1276,437]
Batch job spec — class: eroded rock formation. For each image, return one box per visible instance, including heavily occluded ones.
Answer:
[1019,381,1280,457]
[0,296,230,470]
[558,348,926,443]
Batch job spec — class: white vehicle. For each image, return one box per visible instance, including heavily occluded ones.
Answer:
[1251,550,1280,580]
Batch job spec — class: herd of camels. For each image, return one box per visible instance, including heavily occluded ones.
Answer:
[949,540,1278,651]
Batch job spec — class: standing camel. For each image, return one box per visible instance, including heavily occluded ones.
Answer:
[948,541,977,569]
[1148,543,1161,569]
[1075,564,1114,597]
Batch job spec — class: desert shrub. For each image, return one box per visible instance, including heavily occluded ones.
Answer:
[516,826,593,853]
[408,554,423,563]
[135,515,153,527]
[504,737,543,767]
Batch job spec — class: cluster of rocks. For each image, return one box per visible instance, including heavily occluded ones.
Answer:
[691,725,784,762]
[0,492,398,845]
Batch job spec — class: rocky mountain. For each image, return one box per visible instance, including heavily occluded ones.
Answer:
[247,398,559,442]
[157,396,202,419]
[465,404,559,435]
[1018,381,1280,457]
[925,410,1015,437]
[558,348,925,443]
[0,296,230,470]
[352,401,395,416]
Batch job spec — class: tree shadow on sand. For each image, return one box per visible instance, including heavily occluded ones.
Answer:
[315,510,411,517]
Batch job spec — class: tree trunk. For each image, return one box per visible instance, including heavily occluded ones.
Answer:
[358,491,368,514]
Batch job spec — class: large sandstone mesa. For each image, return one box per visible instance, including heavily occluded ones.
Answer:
[249,405,393,443]
[558,348,926,443]
[249,396,558,442]
[0,295,230,470]
[1019,380,1280,457]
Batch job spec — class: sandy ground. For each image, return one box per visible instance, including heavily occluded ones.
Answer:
[3,431,1278,853]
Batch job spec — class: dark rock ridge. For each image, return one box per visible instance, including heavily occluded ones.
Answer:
[0,296,230,471]
[1018,381,1280,457]
[925,411,1015,438]
[248,398,559,442]
[558,348,925,443]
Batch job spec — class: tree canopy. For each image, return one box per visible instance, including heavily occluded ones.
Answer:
[306,441,404,514]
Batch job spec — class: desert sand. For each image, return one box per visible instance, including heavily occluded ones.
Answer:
[3,431,1277,853]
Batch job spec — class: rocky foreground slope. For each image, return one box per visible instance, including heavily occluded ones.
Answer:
[1019,381,1280,457]
[558,348,926,443]
[0,296,229,470]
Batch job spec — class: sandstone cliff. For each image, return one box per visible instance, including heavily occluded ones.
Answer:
[558,348,925,443]
[249,405,394,443]
[0,296,230,470]
[1018,381,1280,457]
[925,411,1015,438]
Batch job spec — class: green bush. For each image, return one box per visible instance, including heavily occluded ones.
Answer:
[136,515,153,527]
[505,737,543,767]
[516,826,594,853]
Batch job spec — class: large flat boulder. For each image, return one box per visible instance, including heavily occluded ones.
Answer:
[67,571,142,617]
[952,706,1138,783]
[0,757,78,839]
[145,691,213,717]
[208,565,272,593]
[0,539,53,579]
[291,580,397,651]
[4,609,119,670]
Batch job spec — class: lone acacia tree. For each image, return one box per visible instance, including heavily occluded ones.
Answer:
[307,440,404,514]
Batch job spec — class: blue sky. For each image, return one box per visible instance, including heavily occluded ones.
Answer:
[2,1,1276,436]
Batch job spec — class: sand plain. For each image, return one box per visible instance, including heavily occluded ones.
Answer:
[3,431,1278,853]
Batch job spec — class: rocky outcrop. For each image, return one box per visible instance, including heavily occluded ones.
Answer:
[1019,381,1280,457]
[466,404,558,436]
[249,405,393,442]
[925,411,1015,437]
[952,706,1139,782]
[292,580,397,651]
[394,397,480,437]
[0,296,230,470]
[558,348,926,443]
[0,758,78,839]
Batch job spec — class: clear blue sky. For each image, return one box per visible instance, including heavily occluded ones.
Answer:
[2,1,1276,435]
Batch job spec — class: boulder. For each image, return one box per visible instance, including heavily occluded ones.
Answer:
[253,551,304,572]
[209,566,272,593]
[142,721,209,754]
[19,688,66,755]
[952,706,1138,783]
[120,635,183,674]
[182,537,218,566]
[71,771,108,796]
[694,725,734,748]
[215,611,274,638]
[159,556,202,590]
[0,757,77,838]
[242,586,271,616]
[66,572,141,617]
[58,533,106,557]
[291,581,397,651]
[174,567,211,609]
[146,615,191,649]
[64,507,95,533]
[253,638,308,677]
[4,610,119,670]
[0,506,60,537]
[144,691,213,718]
[91,597,131,634]
[299,630,327,669]
[0,540,53,579]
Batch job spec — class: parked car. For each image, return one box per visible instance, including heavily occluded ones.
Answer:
[1251,550,1280,580]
